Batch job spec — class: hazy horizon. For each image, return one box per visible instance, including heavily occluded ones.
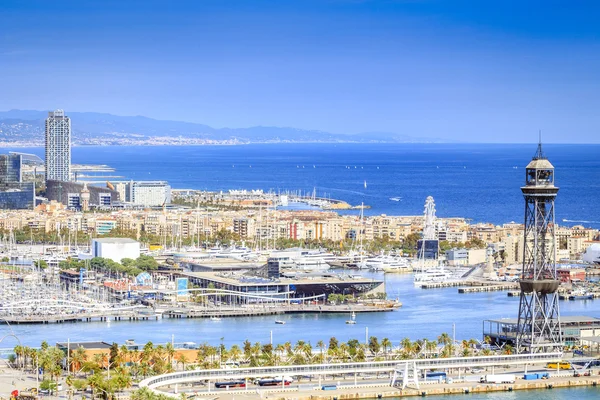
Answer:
[2,0,600,143]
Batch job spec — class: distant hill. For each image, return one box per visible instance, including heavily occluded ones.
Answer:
[0,109,447,144]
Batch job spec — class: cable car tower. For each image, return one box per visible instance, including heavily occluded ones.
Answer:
[516,140,562,353]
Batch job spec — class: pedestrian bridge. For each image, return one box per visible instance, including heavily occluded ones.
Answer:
[140,352,563,395]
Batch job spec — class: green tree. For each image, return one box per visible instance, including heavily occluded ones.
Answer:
[328,337,339,352]
[368,336,380,355]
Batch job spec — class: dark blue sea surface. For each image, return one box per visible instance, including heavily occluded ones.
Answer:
[8,143,600,227]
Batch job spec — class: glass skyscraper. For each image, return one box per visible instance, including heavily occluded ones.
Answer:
[0,153,34,209]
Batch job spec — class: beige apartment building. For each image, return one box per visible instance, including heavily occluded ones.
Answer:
[1,205,597,259]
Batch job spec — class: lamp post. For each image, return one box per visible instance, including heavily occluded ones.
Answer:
[452,323,456,356]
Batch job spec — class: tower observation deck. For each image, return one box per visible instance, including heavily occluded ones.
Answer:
[516,141,562,353]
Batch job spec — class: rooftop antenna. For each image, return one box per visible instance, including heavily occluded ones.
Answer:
[534,130,546,160]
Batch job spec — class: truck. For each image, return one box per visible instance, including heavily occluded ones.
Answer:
[480,374,516,384]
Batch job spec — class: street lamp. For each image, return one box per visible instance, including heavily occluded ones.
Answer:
[0,332,24,373]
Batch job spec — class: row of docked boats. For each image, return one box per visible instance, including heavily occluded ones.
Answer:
[178,244,415,273]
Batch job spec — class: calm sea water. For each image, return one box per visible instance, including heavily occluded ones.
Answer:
[4,272,600,348]
[6,143,600,227]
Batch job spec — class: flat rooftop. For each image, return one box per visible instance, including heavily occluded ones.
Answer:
[56,341,112,350]
[93,238,138,244]
[182,271,381,286]
[181,259,265,272]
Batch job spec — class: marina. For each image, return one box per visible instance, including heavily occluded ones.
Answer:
[4,272,600,349]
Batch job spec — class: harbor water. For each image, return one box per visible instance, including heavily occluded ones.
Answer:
[4,272,600,348]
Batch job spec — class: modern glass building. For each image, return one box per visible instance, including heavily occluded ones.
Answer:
[0,182,35,209]
[0,153,33,209]
[0,153,22,183]
[45,109,71,182]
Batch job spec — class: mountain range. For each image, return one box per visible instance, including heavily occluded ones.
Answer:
[0,109,446,144]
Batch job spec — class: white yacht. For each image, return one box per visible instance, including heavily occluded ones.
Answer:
[413,267,455,283]
[365,254,411,272]
[269,248,331,271]
[382,262,413,274]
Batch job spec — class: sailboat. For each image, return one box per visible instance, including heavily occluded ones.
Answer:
[364,180,367,189]
[346,311,356,324]
[356,203,368,269]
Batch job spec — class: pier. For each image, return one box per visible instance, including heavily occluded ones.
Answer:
[458,284,518,293]
[419,280,518,293]
[164,303,399,320]
[1,302,400,324]
[0,309,157,324]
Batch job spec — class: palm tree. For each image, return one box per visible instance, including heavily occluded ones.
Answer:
[229,345,242,363]
[302,342,313,363]
[284,341,293,360]
[468,338,478,349]
[92,353,107,372]
[13,345,23,369]
[71,346,88,376]
[400,337,413,358]
[425,339,438,359]
[165,342,175,368]
[339,343,349,362]
[242,340,252,361]
[86,373,105,400]
[119,345,130,364]
[274,344,285,366]
[461,339,469,351]
[437,332,451,346]
[381,338,391,360]
[413,339,424,357]
[316,340,325,363]
[176,354,188,371]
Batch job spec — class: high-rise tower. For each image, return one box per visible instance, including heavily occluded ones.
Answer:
[45,109,71,182]
[516,141,562,353]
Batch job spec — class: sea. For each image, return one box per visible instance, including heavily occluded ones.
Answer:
[6,143,600,227]
[3,143,600,398]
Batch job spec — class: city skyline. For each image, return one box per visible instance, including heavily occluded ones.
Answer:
[1,1,600,143]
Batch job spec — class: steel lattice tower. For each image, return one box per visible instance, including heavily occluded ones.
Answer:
[516,141,562,353]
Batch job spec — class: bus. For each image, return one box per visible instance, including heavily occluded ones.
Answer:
[257,377,293,386]
[214,380,246,389]
[546,362,571,370]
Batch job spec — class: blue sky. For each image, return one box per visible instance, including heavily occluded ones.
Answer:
[1,0,599,143]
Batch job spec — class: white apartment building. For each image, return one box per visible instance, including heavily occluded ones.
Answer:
[45,110,71,182]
